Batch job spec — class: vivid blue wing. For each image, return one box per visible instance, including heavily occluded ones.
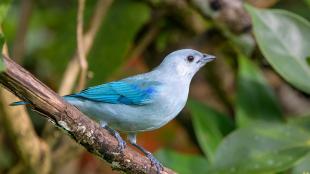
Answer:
[66,80,161,105]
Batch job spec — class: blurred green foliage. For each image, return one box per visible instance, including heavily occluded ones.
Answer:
[0,144,13,170]
[156,149,209,174]
[188,100,234,162]
[211,123,310,174]
[0,0,310,174]
[292,152,310,174]
[88,0,150,85]
[0,33,5,71]
[0,0,10,71]
[0,0,11,23]
[236,55,283,127]
[157,4,310,174]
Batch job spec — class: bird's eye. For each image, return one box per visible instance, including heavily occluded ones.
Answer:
[187,55,194,62]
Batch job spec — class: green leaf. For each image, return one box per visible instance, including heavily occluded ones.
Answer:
[211,123,310,174]
[88,0,150,85]
[222,28,255,56]
[292,152,310,174]
[288,116,310,131]
[287,115,310,173]
[236,55,282,127]
[155,149,209,174]
[187,100,234,162]
[246,5,310,94]
[0,0,11,24]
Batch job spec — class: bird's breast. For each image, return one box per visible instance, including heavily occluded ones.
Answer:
[148,83,189,127]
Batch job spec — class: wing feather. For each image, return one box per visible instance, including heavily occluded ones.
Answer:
[66,80,161,105]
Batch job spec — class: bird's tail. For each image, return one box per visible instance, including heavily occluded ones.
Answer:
[11,96,74,106]
[10,101,30,106]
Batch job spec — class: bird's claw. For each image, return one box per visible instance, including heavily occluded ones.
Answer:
[101,124,126,153]
[146,152,164,174]
[115,136,126,153]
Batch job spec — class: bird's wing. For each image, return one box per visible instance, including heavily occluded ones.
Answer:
[66,80,161,105]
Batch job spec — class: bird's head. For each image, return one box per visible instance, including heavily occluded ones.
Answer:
[158,49,215,79]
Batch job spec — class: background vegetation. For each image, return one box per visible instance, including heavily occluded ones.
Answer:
[0,0,310,174]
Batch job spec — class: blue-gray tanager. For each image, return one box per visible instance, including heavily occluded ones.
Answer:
[12,49,215,173]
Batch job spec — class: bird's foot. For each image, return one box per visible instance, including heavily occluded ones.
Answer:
[101,123,126,153]
[146,152,164,174]
[128,133,163,174]
[114,133,126,152]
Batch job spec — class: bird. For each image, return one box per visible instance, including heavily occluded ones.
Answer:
[11,49,215,173]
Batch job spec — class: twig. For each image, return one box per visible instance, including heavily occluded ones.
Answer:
[59,0,114,95]
[128,26,160,61]
[111,25,160,78]
[0,55,176,174]
[76,0,88,91]
[11,0,33,63]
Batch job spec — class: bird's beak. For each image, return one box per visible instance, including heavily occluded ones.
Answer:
[200,54,216,66]
[202,54,216,62]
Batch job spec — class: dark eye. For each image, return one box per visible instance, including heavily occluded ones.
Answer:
[187,55,194,62]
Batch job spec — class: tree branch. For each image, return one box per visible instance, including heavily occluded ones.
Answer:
[76,0,88,91]
[0,55,175,174]
[189,0,252,34]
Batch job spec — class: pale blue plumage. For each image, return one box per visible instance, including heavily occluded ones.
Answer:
[11,49,215,173]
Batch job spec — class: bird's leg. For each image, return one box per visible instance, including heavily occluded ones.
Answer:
[100,121,126,152]
[127,133,164,174]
